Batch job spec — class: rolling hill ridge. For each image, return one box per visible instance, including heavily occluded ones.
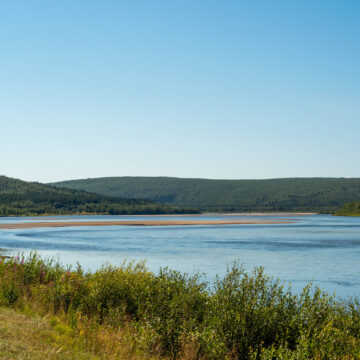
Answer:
[51,176,360,213]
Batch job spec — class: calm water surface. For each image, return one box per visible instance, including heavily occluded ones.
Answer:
[1,214,360,298]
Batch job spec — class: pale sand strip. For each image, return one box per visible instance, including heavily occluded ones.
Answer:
[216,212,317,216]
[0,220,293,230]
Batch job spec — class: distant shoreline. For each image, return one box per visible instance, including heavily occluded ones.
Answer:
[0,219,294,229]
[0,212,317,218]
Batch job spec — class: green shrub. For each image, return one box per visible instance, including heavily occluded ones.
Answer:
[144,268,209,355]
[84,261,153,320]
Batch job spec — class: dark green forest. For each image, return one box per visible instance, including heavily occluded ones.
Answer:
[0,176,199,216]
[3,175,360,216]
[52,176,360,213]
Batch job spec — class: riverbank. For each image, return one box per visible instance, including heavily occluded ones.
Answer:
[0,219,294,229]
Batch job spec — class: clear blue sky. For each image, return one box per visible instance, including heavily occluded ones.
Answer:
[1,1,359,182]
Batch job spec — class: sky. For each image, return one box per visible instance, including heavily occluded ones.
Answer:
[1,1,359,182]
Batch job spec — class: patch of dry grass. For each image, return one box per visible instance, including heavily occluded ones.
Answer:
[0,307,160,360]
[0,307,98,359]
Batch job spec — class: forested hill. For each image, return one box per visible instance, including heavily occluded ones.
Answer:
[0,176,199,216]
[51,177,360,213]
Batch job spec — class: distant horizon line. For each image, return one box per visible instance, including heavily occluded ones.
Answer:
[49,175,360,183]
[3,174,360,184]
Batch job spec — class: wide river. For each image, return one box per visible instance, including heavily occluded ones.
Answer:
[0,214,359,299]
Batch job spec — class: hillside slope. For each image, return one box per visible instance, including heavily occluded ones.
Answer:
[0,176,198,216]
[51,177,360,213]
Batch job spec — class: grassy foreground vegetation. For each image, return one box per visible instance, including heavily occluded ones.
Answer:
[52,176,360,213]
[0,254,359,359]
[335,201,360,216]
[0,176,199,216]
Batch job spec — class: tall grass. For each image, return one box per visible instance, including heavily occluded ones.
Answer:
[0,253,359,359]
